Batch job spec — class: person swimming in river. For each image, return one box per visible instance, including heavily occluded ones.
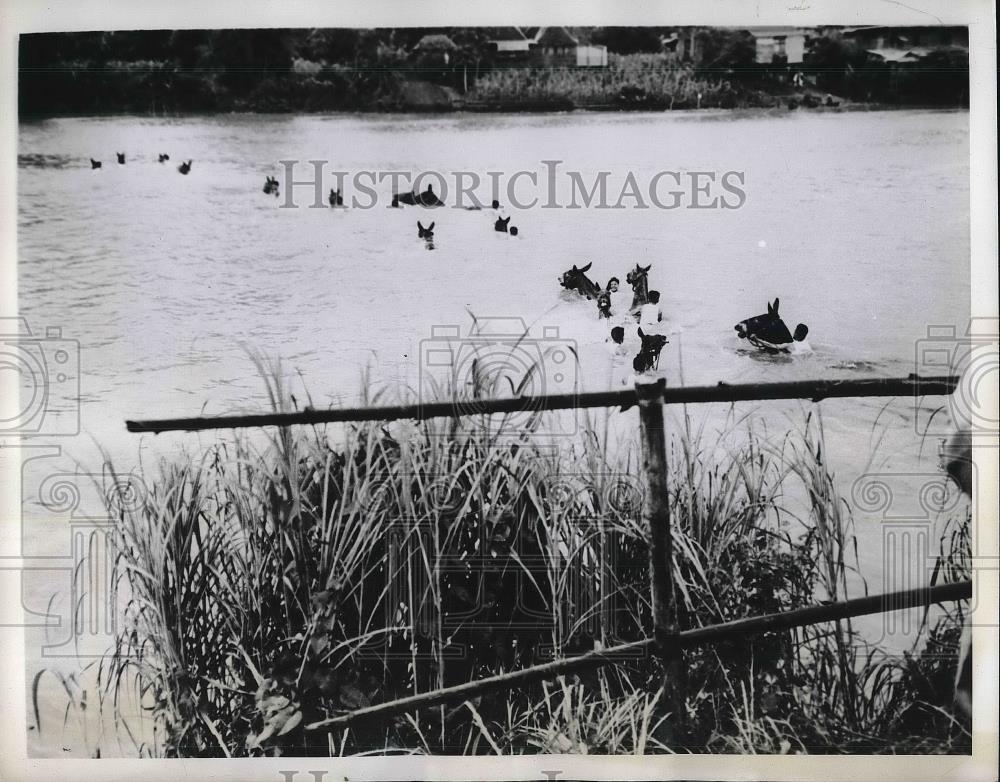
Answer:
[637,290,665,333]
[606,325,630,387]
[734,298,811,354]
[605,277,630,324]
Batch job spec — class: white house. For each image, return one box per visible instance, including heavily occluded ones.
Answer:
[747,27,810,64]
[575,44,608,67]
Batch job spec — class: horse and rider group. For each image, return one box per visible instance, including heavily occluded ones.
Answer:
[559,261,672,376]
[262,171,812,365]
[560,261,812,378]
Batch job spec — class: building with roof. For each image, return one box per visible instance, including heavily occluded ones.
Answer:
[490,27,531,57]
[840,25,968,52]
[840,26,968,73]
[531,26,580,66]
[746,27,811,64]
[487,26,607,67]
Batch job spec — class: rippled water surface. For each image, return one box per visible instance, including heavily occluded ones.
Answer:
[18,111,969,452]
[16,109,970,755]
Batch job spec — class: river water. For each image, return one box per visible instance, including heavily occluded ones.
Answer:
[14,109,970,755]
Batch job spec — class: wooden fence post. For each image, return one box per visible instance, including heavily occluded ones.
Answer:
[635,377,686,745]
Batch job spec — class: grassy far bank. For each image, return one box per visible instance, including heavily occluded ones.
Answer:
[469,56,738,110]
[19,48,968,117]
[38,363,972,757]
[18,55,753,116]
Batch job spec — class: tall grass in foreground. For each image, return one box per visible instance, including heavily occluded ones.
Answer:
[53,367,971,756]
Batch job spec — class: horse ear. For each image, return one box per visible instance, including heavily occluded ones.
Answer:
[767,301,773,315]
[418,221,424,230]
[580,262,592,272]
[571,264,578,271]
[773,298,779,313]
[428,222,434,231]
[643,264,651,272]
[638,327,645,338]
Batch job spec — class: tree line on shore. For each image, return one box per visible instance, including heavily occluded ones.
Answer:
[18,27,968,117]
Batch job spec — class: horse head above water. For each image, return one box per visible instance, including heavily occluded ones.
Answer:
[417,220,435,250]
[559,262,601,300]
[395,186,443,208]
[626,264,651,309]
[417,184,444,207]
[735,298,808,349]
[596,290,612,319]
[634,327,669,373]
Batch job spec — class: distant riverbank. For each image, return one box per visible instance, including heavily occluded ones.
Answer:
[19,52,964,119]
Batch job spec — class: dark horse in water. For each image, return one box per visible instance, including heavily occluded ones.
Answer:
[734,298,808,353]
[417,221,435,250]
[626,263,651,312]
[596,290,612,319]
[633,328,668,373]
[559,262,602,300]
[392,184,444,208]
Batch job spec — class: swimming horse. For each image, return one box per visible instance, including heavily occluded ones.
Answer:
[633,328,669,373]
[558,262,601,300]
[417,220,435,250]
[392,183,444,208]
[596,290,612,319]
[626,263,652,313]
[90,158,102,169]
[734,298,809,353]
[177,160,192,175]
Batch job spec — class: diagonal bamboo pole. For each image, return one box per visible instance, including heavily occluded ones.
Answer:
[303,581,971,732]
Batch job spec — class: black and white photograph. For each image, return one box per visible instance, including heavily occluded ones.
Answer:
[1,1,997,779]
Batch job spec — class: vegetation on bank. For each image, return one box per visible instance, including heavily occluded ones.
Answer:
[18,28,968,117]
[469,55,761,110]
[40,363,972,757]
